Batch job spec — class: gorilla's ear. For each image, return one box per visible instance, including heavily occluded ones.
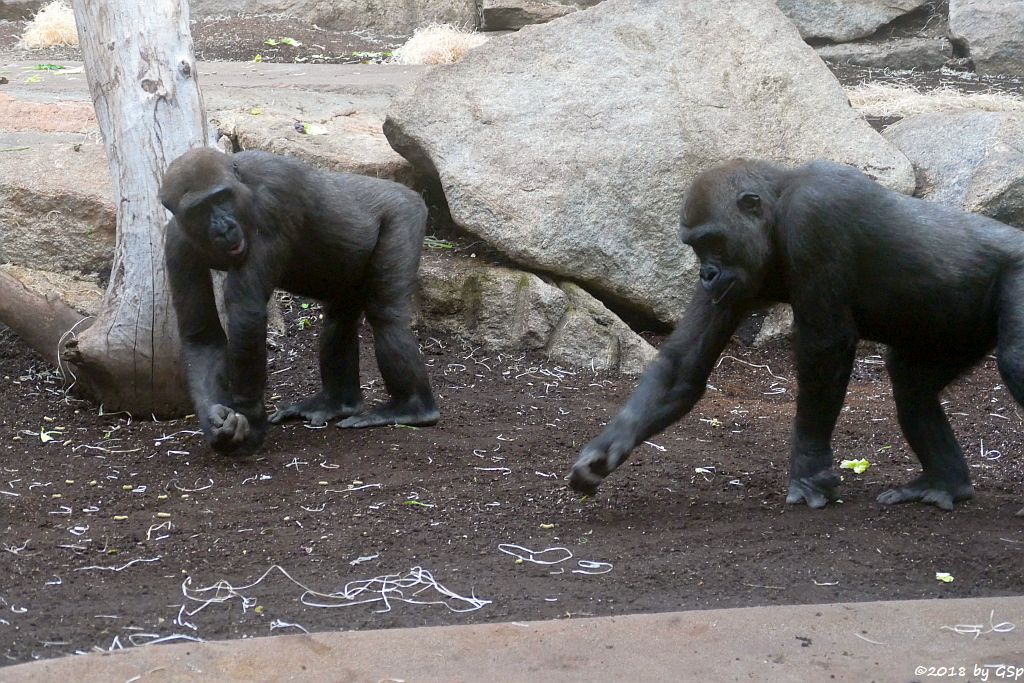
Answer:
[158,179,181,214]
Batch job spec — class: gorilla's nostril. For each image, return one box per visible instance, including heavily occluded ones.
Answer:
[700,265,719,282]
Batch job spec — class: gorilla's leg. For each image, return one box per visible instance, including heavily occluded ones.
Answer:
[337,298,438,428]
[337,216,438,429]
[785,323,857,508]
[876,350,976,510]
[995,274,1024,516]
[997,272,1024,408]
[270,301,363,426]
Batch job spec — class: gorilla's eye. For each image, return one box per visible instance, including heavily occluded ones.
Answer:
[182,187,234,222]
[183,200,210,220]
[737,192,761,212]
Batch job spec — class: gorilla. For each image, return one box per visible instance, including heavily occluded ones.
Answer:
[569,158,1024,511]
[160,148,438,456]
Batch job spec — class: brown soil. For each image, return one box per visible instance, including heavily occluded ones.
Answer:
[2,12,1024,670]
[3,295,1023,666]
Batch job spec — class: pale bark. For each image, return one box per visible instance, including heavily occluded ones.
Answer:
[0,269,86,369]
[65,1,209,415]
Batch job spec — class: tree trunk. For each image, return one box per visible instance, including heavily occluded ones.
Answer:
[65,1,209,416]
[0,269,87,369]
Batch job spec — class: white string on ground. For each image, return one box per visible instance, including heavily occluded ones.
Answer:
[75,556,162,572]
[715,354,790,382]
[497,544,613,575]
[474,467,512,475]
[980,440,1002,461]
[127,633,203,647]
[498,544,573,565]
[179,564,489,619]
[154,429,202,443]
[343,483,382,491]
[941,610,1015,639]
[270,619,309,633]
[171,478,214,492]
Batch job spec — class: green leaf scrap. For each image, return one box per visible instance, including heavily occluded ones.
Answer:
[839,458,871,474]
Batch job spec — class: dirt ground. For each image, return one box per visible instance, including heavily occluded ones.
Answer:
[3,292,1024,666]
[1,11,1024,671]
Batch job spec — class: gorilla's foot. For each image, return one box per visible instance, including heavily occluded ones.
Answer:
[877,475,973,511]
[269,393,361,426]
[336,399,439,429]
[786,469,842,508]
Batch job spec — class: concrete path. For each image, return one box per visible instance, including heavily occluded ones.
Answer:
[3,596,1023,681]
[0,59,429,184]
[0,60,429,100]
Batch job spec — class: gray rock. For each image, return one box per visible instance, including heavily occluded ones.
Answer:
[386,0,913,325]
[311,0,479,34]
[480,0,603,31]
[416,253,656,374]
[208,89,415,185]
[948,0,1024,76]
[550,282,656,374]
[189,0,479,35]
[777,0,929,43]
[0,132,115,274]
[883,111,1024,227]
[0,264,103,316]
[815,36,952,70]
[753,305,794,347]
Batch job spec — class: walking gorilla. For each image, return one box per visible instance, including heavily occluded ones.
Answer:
[160,148,438,456]
[570,158,1024,510]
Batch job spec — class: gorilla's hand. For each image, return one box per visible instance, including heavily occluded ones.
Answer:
[568,430,634,495]
[206,404,265,455]
[207,404,249,451]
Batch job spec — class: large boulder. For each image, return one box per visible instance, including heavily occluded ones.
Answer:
[777,0,929,43]
[948,0,1024,76]
[0,132,115,275]
[416,253,656,374]
[884,112,1024,228]
[385,0,914,325]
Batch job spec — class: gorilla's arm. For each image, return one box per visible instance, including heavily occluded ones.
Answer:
[165,225,243,452]
[569,288,747,494]
[219,251,284,449]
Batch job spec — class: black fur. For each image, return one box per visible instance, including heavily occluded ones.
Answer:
[569,159,1024,510]
[161,148,438,456]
